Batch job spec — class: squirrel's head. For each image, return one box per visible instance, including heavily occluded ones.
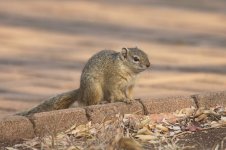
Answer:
[120,47,150,73]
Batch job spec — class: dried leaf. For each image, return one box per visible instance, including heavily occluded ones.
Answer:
[170,125,181,131]
[148,124,156,130]
[5,148,18,150]
[195,114,208,122]
[118,137,142,150]
[135,135,158,141]
[177,107,195,117]
[210,121,221,128]
[137,127,152,135]
[65,124,77,133]
[185,123,201,132]
[66,146,80,150]
[156,124,169,132]
[140,117,151,127]
[195,107,205,117]
[221,116,226,122]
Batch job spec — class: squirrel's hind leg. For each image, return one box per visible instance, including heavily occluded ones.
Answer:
[81,82,103,106]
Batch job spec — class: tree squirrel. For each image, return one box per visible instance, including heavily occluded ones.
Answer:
[17,47,150,115]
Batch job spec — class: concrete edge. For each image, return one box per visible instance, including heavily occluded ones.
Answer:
[0,90,226,144]
[0,116,35,146]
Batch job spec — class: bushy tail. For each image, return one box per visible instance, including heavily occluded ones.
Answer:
[16,89,80,116]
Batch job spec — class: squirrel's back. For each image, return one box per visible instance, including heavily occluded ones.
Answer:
[81,50,118,76]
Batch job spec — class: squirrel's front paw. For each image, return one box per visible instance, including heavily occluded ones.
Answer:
[123,98,134,104]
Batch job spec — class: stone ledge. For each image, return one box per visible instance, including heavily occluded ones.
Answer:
[0,116,35,144]
[192,90,226,108]
[140,96,196,114]
[85,100,144,123]
[1,90,226,144]
[29,108,88,136]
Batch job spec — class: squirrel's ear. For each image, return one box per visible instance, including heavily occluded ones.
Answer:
[121,47,129,59]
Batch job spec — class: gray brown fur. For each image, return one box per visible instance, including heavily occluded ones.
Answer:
[78,47,150,105]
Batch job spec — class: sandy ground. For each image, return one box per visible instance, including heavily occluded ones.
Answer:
[0,0,226,117]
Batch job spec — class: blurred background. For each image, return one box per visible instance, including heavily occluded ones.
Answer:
[0,0,226,118]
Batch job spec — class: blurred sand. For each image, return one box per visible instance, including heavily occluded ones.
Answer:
[0,0,226,117]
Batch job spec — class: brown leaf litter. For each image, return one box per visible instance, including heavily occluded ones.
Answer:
[5,105,226,150]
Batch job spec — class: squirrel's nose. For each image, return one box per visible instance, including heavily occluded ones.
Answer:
[146,63,150,68]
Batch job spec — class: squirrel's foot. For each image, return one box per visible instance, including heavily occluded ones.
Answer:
[99,100,109,104]
[122,98,134,104]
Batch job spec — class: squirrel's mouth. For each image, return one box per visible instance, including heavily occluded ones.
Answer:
[136,67,148,72]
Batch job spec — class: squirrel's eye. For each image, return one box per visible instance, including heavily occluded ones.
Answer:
[133,56,140,62]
